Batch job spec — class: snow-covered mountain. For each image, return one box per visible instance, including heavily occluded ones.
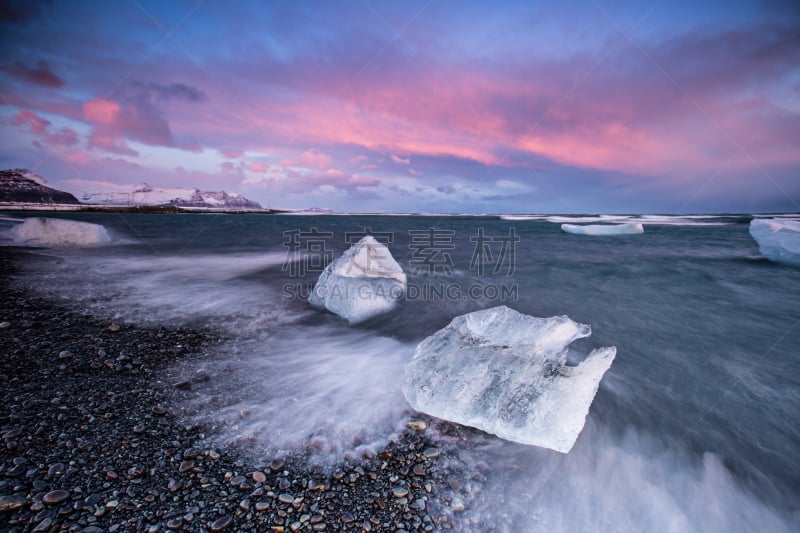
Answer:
[0,169,80,204]
[80,183,262,209]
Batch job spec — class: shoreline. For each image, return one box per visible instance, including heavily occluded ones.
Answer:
[0,247,462,532]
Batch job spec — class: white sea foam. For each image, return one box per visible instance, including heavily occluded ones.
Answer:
[499,215,548,221]
[440,428,797,533]
[182,325,414,464]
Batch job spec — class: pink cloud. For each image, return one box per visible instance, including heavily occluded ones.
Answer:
[280,148,333,170]
[11,109,79,147]
[81,84,204,156]
[244,166,379,193]
[87,134,138,156]
[221,148,244,159]
[391,154,410,165]
[83,98,120,125]
[13,109,48,133]
[247,162,269,173]
[409,168,422,176]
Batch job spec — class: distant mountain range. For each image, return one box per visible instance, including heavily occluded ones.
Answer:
[0,169,262,209]
[0,169,81,204]
[80,183,262,209]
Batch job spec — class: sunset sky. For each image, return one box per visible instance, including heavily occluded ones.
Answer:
[1,0,798,213]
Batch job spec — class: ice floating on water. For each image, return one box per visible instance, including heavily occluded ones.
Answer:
[749,219,800,266]
[308,235,407,324]
[561,223,644,236]
[11,217,111,246]
[403,306,616,453]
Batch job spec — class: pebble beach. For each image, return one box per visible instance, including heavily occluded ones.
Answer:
[0,248,472,533]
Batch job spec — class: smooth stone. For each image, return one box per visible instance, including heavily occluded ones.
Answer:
[278,493,294,504]
[413,464,426,476]
[33,518,52,532]
[152,406,167,416]
[43,489,70,505]
[252,471,267,483]
[174,381,192,391]
[0,321,10,329]
[108,324,120,332]
[392,486,409,498]
[422,447,439,459]
[269,459,285,472]
[210,516,232,531]
[178,460,194,473]
[58,350,72,359]
[406,421,427,431]
[48,463,65,477]
[166,518,182,529]
[255,501,270,511]
[0,494,26,511]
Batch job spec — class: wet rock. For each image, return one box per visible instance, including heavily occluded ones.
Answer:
[392,486,409,498]
[0,494,26,511]
[32,517,52,532]
[48,462,65,477]
[422,447,439,459]
[210,515,232,531]
[43,489,70,505]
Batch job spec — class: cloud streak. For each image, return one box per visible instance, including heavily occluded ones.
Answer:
[0,1,797,212]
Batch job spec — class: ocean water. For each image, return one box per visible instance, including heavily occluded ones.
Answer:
[2,211,799,532]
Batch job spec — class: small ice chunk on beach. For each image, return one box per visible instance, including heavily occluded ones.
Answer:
[11,217,111,247]
[308,235,407,324]
[749,219,800,266]
[561,223,643,236]
[402,306,616,453]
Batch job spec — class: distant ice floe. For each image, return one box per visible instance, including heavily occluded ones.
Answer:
[499,214,733,226]
[11,217,111,247]
[309,235,407,324]
[561,223,644,236]
[749,219,800,266]
[403,306,616,453]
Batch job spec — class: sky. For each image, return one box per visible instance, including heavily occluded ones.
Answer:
[0,0,798,213]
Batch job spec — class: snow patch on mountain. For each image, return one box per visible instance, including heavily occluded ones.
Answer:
[80,183,262,209]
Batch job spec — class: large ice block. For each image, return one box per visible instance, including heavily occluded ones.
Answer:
[749,219,800,266]
[403,306,616,453]
[11,217,111,247]
[561,223,643,235]
[308,235,407,324]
